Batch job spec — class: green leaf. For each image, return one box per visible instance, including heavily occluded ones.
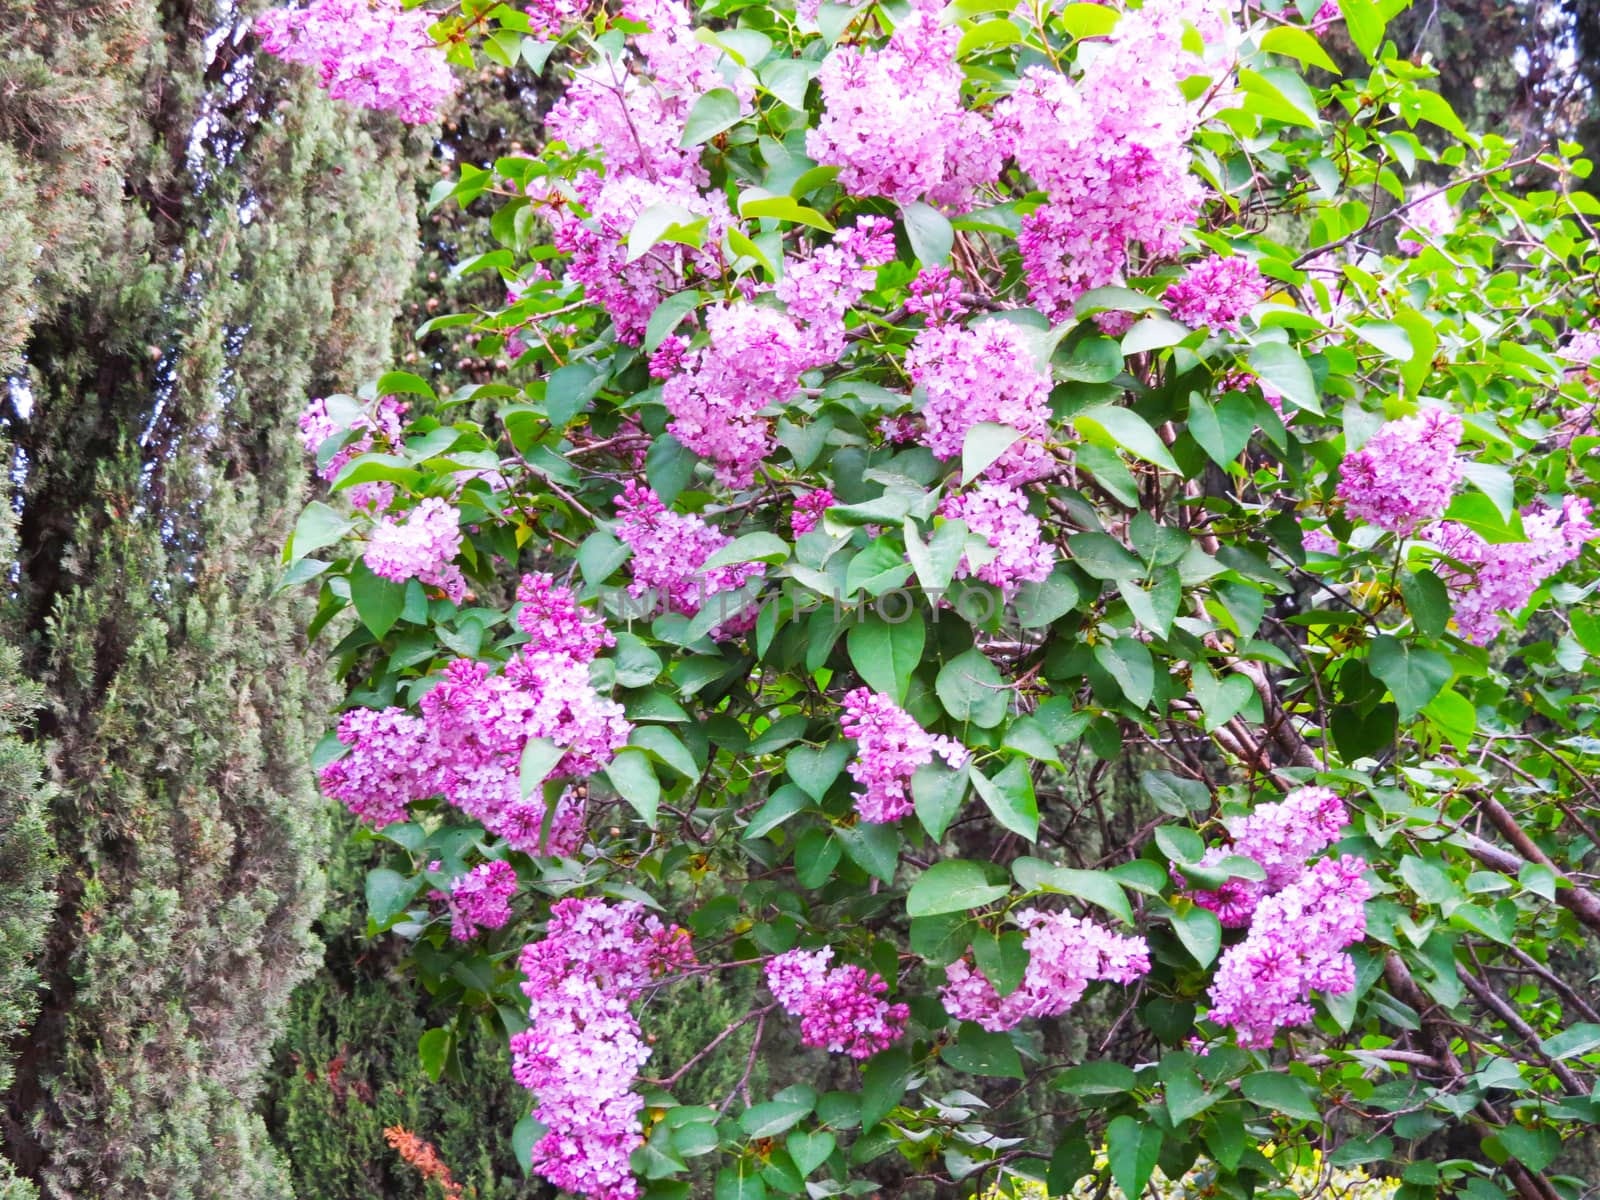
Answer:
[512,1113,546,1176]
[912,759,970,842]
[740,1097,812,1138]
[1259,25,1338,71]
[786,1130,835,1176]
[1240,1071,1322,1122]
[1540,1023,1600,1061]
[714,1167,767,1200]
[745,784,809,839]
[1069,532,1142,581]
[366,867,420,927]
[955,16,1023,55]
[1171,905,1223,968]
[1188,392,1255,467]
[903,200,954,266]
[848,612,925,702]
[838,820,899,883]
[971,758,1039,841]
[1339,0,1386,59]
[860,1047,912,1128]
[520,737,565,796]
[679,87,743,147]
[1352,321,1413,362]
[1399,568,1450,638]
[906,518,969,592]
[1074,405,1179,472]
[288,500,352,563]
[1094,637,1155,709]
[907,860,1011,917]
[1014,859,1134,925]
[739,191,835,232]
[418,1027,451,1082]
[1369,634,1451,719]
[936,649,1010,727]
[1121,315,1194,355]
[1248,342,1321,414]
[546,362,603,427]
[645,290,702,351]
[377,369,437,400]
[1440,491,1526,543]
[1053,1061,1138,1096]
[627,202,709,262]
[1014,570,1081,628]
[1238,67,1323,128]
[604,748,660,826]
[1106,1115,1162,1200]
[350,560,408,638]
[962,421,1022,483]
[944,1022,1023,1078]
[1191,664,1254,731]
[787,740,850,801]
[702,532,791,570]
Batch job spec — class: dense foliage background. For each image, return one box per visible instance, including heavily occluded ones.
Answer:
[2,0,1600,1197]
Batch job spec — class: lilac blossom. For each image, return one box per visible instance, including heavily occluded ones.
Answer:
[766,947,909,1059]
[1165,254,1267,331]
[364,497,467,603]
[1337,408,1464,533]
[940,484,1055,599]
[448,861,518,940]
[841,688,969,824]
[942,910,1151,1032]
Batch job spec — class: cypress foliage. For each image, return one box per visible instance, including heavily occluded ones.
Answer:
[0,0,423,1194]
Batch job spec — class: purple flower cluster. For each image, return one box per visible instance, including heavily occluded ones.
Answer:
[1426,497,1598,644]
[448,861,518,941]
[517,571,616,661]
[906,320,1054,478]
[1397,191,1455,255]
[1206,854,1372,1048]
[1337,408,1464,533]
[905,266,969,326]
[510,898,696,1200]
[666,220,892,485]
[765,947,909,1059]
[940,484,1055,599]
[1165,254,1268,331]
[299,394,407,510]
[614,483,765,636]
[255,0,458,123]
[807,0,1000,211]
[364,497,467,604]
[941,910,1151,1032]
[1185,787,1349,927]
[997,0,1233,316]
[840,688,968,824]
[318,578,628,849]
[790,489,835,536]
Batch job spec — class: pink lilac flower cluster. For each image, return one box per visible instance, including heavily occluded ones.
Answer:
[318,579,628,850]
[1397,191,1455,254]
[255,0,458,123]
[530,0,748,344]
[1185,787,1349,927]
[790,489,835,536]
[364,497,467,603]
[765,947,909,1059]
[518,571,616,661]
[807,0,1001,211]
[510,898,695,1200]
[1206,854,1372,1048]
[1558,330,1600,403]
[319,706,436,828]
[1165,254,1267,332]
[942,910,1151,1032]
[840,688,969,823]
[905,266,969,326]
[906,320,1054,478]
[996,0,1235,317]
[525,0,588,39]
[298,395,407,510]
[1336,408,1464,533]
[940,484,1055,599]
[448,860,518,941]
[615,482,764,635]
[1426,497,1598,644]
[666,220,892,485]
